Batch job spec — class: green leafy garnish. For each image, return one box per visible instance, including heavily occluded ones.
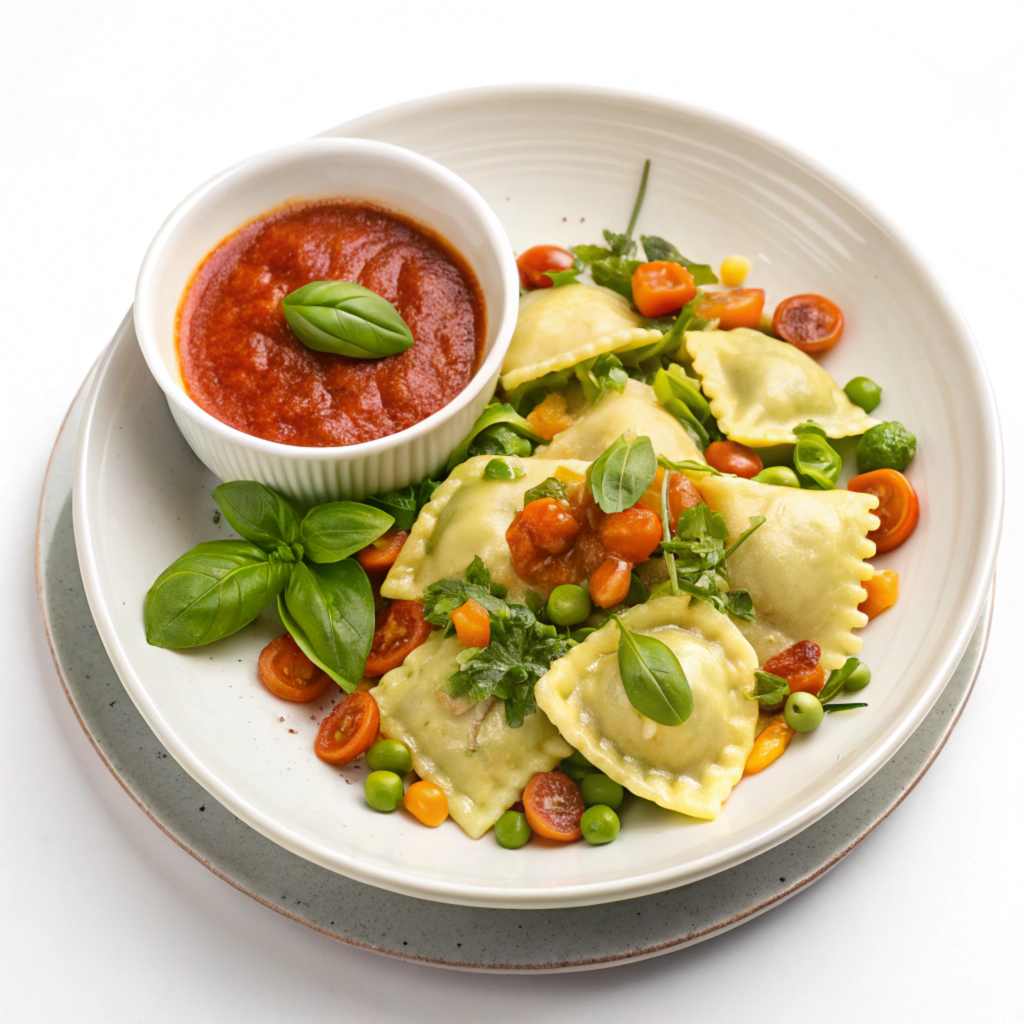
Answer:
[818,657,860,704]
[212,481,301,556]
[447,403,544,472]
[822,703,868,714]
[653,369,712,449]
[611,615,693,727]
[483,458,526,481]
[422,556,509,631]
[523,477,567,506]
[589,433,658,513]
[657,455,722,477]
[576,352,629,403]
[299,502,394,563]
[746,670,791,707]
[793,432,842,490]
[639,235,718,286]
[543,254,584,288]
[573,244,614,265]
[364,481,439,532]
[590,256,642,300]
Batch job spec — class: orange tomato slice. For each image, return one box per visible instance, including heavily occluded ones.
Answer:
[631,261,697,318]
[355,529,408,573]
[364,600,433,677]
[695,288,765,329]
[523,771,585,841]
[772,294,844,353]
[314,691,379,765]
[848,468,920,553]
[257,634,334,703]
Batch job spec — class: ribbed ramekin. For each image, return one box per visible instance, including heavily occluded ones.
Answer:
[134,138,518,504]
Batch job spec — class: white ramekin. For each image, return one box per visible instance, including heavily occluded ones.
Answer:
[134,138,519,504]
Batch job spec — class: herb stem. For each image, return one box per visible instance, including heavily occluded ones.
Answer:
[721,515,766,563]
[624,160,651,242]
[660,470,680,597]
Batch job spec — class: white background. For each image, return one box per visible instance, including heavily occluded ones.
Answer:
[3,1,1022,1019]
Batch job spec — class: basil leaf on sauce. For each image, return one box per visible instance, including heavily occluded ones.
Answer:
[282,280,415,359]
[299,501,394,564]
[589,433,657,514]
[611,615,693,727]
[212,481,302,556]
[144,540,290,648]
[281,560,374,690]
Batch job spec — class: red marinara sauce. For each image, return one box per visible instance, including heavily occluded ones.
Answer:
[177,200,486,447]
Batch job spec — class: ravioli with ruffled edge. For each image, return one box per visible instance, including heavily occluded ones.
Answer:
[697,475,879,671]
[534,595,759,820]
[381,456,590,604]
[376,632,572,839]
[501,283,663,392]
[686,328,879,446]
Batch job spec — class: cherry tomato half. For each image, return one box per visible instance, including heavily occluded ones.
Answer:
[847,468,920,553]
[631,261,697,318]
[599,504,663,563]
[257,634,333,703]
[517,245,576,289]
[763,640,825,697]
[772,294,844,354]
[704,440,763,478]
[589,556,633,609]
[355,529,408,573]
[314,691,380,765]
[523,771,586,841]
[364,600,434,677]
[695,288,765,329]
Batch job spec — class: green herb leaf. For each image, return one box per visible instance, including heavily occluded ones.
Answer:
[589,433,657,513]
[544,267,582,287]
[281,280,414,359]
[299,501,394,564]
[818,657,860,704]
[603,229,636,260]
[281,560,374,690]
[422,557,509,632]
[747,670,790,707]
[640,235,718,286]
[144,540,291,648]
[653,368,711,449]
[576,352,629,403]
[365,488,416,531]
[212,481,302,554]
[611,615,693,727]
[484,458,526,481]
[822,702,869,714]
[523,476,567,506]
[447,403,544,472]
[794,433,842,490]
[590,256,643,300]
[657,455,722,476]
[573,244,614,264]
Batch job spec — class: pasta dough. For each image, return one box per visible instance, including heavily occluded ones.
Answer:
[381,456,589,604]
[375,632,572,839]
[534,596,758,820]
[539,378,705,463]
[686,328,879,446]
[501,283,662,392]
[697,475,879,670]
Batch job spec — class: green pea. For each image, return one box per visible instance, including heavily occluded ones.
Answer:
[495,810,531,849]
[580,773,624,810]
[625,574,647,607]
[366,739,413,775]
[856,421,917,474]
[844,662,872,692]
[559,752,600,782]
[752,466,800,488]
[844,376,882,414]
[580,805,621,845]
[784,691,824,733]
[564,749,594,767]
[547,584,592,627]
[365,770,404,812]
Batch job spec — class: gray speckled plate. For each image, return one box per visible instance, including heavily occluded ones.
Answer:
[38,361,992,971]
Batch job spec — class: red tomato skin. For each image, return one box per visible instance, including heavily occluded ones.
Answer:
[517,245,576,289]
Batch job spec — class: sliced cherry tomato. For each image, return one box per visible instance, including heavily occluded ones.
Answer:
[523,771,585,841]
[403,780,449,827]
[639,469,704,526]
[516,244,576,289]
[695,288,765,329]
[589,555,633,608]
[520,497,581,555]
[847,469,920,553]
[631,261,697,318]
[772,294,844,353]
[763,640,825,697]
[257,634,333,703]
[355,529,408,573]
[364,600,433,677]
[704,440,763,478]
[599,504,663,563]
[314,691,379,765]
[859,569,899,620]
[450,598,491,648]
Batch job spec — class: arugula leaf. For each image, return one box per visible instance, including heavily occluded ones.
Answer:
[545,267,582,287]
[421,556,509,633]
[640,235,718,286]
[576,352,629,403]
[447,403,544,472]
[747,670,790,707]
[523,477,567,505]
[657,455,721,476]
[603,228,636,260]
[590,256,643,300]
[653,369,711,449]
[818,657,860,704]
[573,244,614,265]
[589,433,657,513]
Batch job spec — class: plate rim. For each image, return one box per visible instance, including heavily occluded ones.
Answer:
[70,86,1004,908]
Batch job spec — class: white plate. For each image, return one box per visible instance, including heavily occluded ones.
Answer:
[73,86,1002,909]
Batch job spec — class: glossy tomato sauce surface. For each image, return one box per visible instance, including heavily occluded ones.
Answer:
[177,200,485,447]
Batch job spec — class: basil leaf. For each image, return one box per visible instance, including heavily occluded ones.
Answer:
[544,267,582,287]
[576,352,629,404]
[573,244,614,265]
[281,280,414,359]
[653,368,711,449]
[819,657,860,704]
[524,476,567,505]
[603,229,636,259]
[640,235,718,286]
[747,670,790,707]
[589,433,657,513]
[822,702,868,713]
[657,455,721,477]
[447,402,544,472]
[612,615,693,727]
[144,540,290,648]
[484,458,526,481]
[794,433,842,490]
[282,560,374,690]
[212,481,301,554]
[626,574,648,607]
[299,501,394,564]
[723,588,756,620]
[590,256,642,300]
[365,487,417,531]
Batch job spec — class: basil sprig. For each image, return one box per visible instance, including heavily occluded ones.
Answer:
[589,433,657,513]
[446,402,544,472]
[611,615,693,727]
[746,670,791,707]
[144,480,395,689]
[365,479,439,531]
[282,280,414,359]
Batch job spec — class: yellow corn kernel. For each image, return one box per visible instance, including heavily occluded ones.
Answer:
[720,255,751,288]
